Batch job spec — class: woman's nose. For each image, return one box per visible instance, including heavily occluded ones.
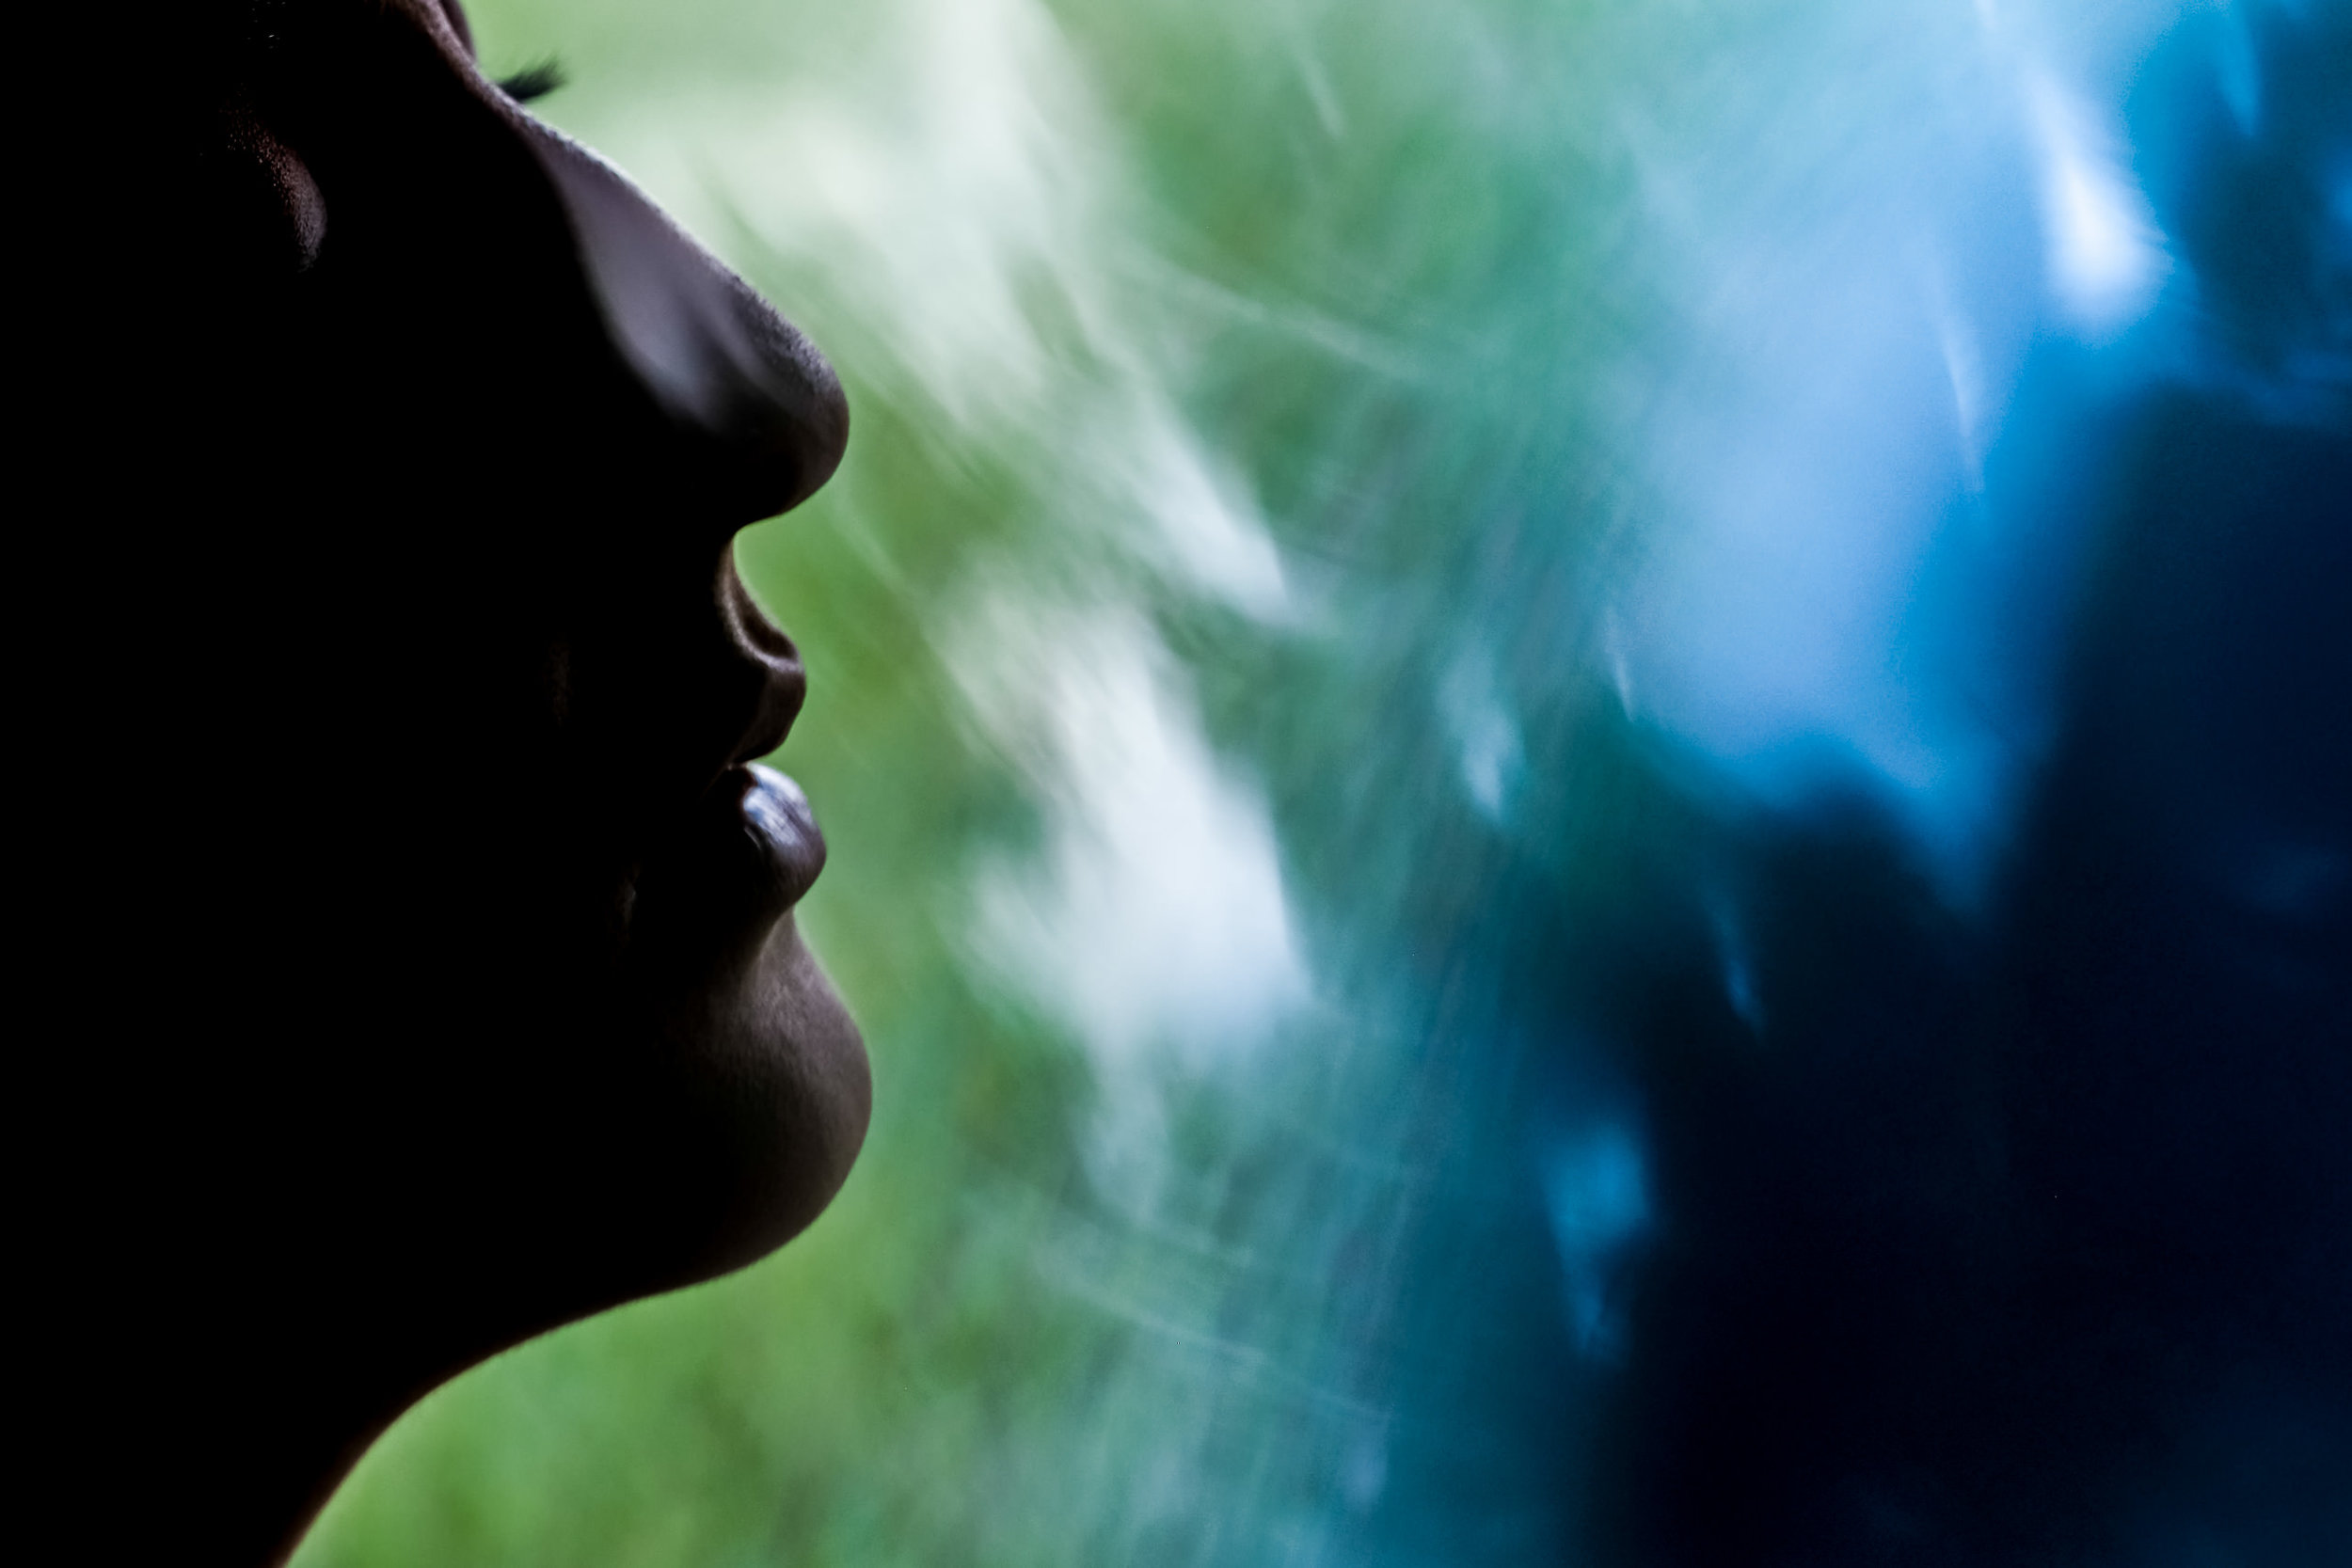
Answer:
[524,123,849,523]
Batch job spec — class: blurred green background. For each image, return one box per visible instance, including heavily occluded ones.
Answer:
[295,0,1646,1562]
[289,0,2283,1560]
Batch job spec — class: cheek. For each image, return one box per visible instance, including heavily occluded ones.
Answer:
[260,135,328,269]
[216,108,327,274]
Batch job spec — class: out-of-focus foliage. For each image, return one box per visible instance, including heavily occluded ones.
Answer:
[295,0,2349,1563]
[304,0,1623,1559]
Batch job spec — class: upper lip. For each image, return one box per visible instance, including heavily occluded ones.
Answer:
[717,554,808,768]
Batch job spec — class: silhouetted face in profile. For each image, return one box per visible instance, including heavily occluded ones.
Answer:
[104,2,868,1558]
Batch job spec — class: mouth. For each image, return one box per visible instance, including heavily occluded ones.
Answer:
[618,553,833,984]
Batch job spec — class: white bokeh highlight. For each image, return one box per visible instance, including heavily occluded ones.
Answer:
[959,600,1309,1071]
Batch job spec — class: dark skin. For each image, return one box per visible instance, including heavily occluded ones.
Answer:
[71,3,869,1560]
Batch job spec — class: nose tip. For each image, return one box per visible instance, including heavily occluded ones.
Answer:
[529,125,849,521]
[693,268,850,517]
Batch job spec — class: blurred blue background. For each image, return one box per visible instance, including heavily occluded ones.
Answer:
[296,0,2349,1562]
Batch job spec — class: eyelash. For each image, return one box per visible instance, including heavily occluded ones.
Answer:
[498,59,567,103]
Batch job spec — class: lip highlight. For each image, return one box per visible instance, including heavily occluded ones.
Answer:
[734,762,827,910]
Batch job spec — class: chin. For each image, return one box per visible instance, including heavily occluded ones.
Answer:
[541,762,874,1313]
[663,913,872,1284]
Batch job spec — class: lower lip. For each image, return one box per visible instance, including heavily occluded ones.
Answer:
[731,762,827,909]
